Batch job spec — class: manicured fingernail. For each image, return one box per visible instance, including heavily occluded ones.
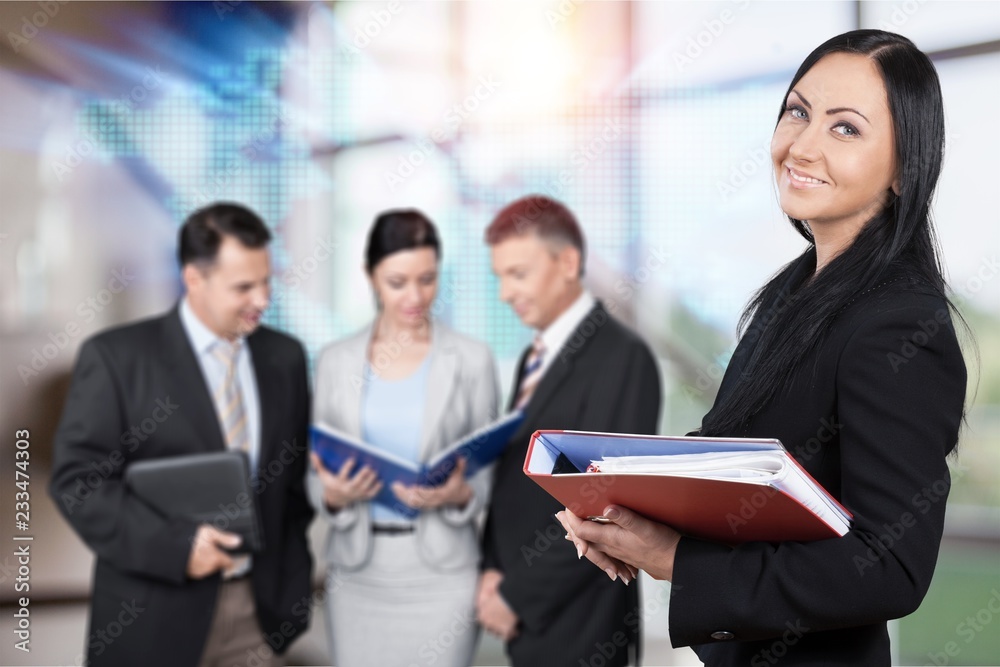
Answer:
[605,568,617,582]
[564,533,572,541]
[604,506,621,520]
[576,544,583,559]
[621,573,631,586]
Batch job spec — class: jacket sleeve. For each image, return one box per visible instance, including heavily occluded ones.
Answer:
[668,303,967,647]
[306,346,363,531]
[498,337,662,631]
[48,339,198,585]
[440,343,501,526]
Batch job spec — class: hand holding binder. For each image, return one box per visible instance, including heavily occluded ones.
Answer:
[311,411,525,517]
[526,430,852,543]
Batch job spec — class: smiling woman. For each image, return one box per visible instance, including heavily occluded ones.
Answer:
[559,29,970,667]
[771,53,899,271]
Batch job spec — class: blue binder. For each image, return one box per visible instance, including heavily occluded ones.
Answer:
[311,411,525,517]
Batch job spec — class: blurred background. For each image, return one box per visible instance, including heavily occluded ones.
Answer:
[1,1,997,665]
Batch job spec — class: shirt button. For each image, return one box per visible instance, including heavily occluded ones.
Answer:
[710,631,735,641]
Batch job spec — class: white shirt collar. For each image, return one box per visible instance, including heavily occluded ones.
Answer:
[179,297,240,356]
[537,289,596,362]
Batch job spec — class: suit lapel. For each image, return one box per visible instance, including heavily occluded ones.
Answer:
[507,346,532,413]
[419,325,457,461]
[519,353,572,420]
[247,331,274,463]
[161,306,225,453]
[340,328,371,438]
[516,302,607,420]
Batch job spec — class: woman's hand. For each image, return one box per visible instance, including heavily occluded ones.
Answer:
[392,457,473,510]
[556,505,682,582]
[310,452,382,510]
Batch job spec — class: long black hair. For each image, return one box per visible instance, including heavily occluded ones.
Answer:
[700,29,957,437]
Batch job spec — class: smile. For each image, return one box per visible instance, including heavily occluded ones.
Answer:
[786,166,827,186]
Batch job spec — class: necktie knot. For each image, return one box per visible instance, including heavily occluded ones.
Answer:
[523,336,545,374]
[213,340,241,373]
[515,335,547,410]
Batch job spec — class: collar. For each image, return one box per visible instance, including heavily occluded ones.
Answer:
[179,297,243,355]
[537,289,596,358]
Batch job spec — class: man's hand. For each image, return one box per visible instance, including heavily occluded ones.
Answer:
[556,505,681,582]
[476,568,519,641]
[310,453,382,510]
[187,525,241,579]
[392,457,473,510]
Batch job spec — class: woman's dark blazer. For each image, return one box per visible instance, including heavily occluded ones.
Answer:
[669,253,967,666]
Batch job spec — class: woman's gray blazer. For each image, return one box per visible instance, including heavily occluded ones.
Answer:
[307,321,500,572]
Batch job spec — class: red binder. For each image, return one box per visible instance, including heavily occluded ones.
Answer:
[523,430,852,543]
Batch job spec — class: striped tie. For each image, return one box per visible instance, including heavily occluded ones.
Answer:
[212,340,252,578]
[212,340,250,454]
[514,336,546,410]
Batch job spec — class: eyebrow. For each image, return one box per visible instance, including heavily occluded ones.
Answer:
[790,90,871,124]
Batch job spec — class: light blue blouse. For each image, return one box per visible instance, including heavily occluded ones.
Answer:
[362,354,431,525]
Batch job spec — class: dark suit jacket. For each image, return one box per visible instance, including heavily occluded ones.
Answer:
[482,302,662,667]
[670,255,967,666]
[49,306,314,667]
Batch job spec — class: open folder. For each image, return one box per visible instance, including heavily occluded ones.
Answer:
[124,450,262,554]
[311,411,524,517]
[524,430,852,543]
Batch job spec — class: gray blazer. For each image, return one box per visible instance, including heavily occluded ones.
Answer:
[308,321,499,572]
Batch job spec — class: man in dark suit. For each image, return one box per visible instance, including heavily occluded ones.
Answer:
[49,203,313,667]
[476,196,661,666]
